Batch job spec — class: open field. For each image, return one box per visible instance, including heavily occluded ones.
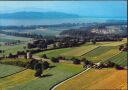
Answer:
[0,34,31,42]
[35,40,125,62]
[0,44,27,57]
[82,46,121,62]
[105,51,127,67]
[0,62,83,90]
[0,69,36,90]
[61,44,99,57]
[55,68,127,90]
[35,48,74,58]
[0,64,24,78]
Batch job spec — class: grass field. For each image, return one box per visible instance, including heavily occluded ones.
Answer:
[35,40,125,63]
[105,51,127,67]
[0,62,83,90]
[0,44,27,57]
[55,68,127,90]
[0,64,24,78]
[82,46,121,62]
[35,48,74,58]
[0,34,31,42]
[61,44,99,57]
[35,43,102,59]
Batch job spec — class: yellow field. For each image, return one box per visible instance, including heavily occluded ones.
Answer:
[55,69,127,90]
[0,69,36,90]
[61,45,99,57]
[101,41,126,46]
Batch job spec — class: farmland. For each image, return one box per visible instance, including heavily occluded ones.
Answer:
[35,40,125,63]
[0,62,83,90]
[82,46,121,63]
[105,51,127,67]
[0,34,31,42]
[55,68,127,90]
[0,44,27,57]
[0,35,127,90]
[0,64,24,78]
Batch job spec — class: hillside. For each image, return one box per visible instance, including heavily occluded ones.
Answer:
[0,12,80,19]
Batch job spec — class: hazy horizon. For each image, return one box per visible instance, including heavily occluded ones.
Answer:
[0,1,127,19]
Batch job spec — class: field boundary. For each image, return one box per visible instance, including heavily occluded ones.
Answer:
[81,46,100,57]
[50,68,91,90]
[0,67,26,79]
[101,51,122,63]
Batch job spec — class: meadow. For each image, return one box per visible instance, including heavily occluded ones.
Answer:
[82,46,121,63]
[0,62,83,90]
[35,40,125,63]
[0,44,27,57]
[0,34,31,42]
[0,36,126,90]
[0,64,24,78]
[55,68,127,90]
[105,51,127,67]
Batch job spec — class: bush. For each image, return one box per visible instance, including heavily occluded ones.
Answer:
[43,61,49,69]
[73,59,80,64]
[58,56,65,60]
[28,59,39,69]
[115,64,124,70]
[0,59,30,68]
[71,57,80,64]
[106,61,115,67]
[41,54,48,59]
[51,57,59,63]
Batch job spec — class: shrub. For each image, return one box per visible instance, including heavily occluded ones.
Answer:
[73,59,80,64]
[51,57,59,63]
[115,64,124,70]
[106,61,115,67]
[41,54,48,59]
[43,61,49,69]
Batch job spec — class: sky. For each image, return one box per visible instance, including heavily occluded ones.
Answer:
[0,1,127,19]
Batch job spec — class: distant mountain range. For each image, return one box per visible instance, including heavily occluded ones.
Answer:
[0,12,81,19]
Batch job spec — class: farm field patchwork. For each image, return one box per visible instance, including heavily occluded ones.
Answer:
[55,68,127,90]
[35,48,74,58]
[101,41,126,46]
[105,51,127,67]
[61,44,99,57]
[0,64,24,78]
[82,46,121,62]
[0,62,83,90]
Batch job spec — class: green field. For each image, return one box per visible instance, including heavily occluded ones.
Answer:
[82,46,121,62]
[0,62,83,90]
[105,51,127,67]
[35,41,124,63]
[35,48,74,58]
[0,64,24,78]
[0,34,31,42]
[0,44,27,57]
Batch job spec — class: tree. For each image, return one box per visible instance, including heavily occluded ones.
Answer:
[119,45,124,51]
[41,54,48,59]
[51,57,59,63]
[8,53,13,58]
[115,64,124,70]
[92,40,96,45]
[53,43,57,49]
[43,61,49,69]
[71,57,80,64]
[34,62,43,77]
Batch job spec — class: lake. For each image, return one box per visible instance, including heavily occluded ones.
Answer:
[0,17,125,26]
